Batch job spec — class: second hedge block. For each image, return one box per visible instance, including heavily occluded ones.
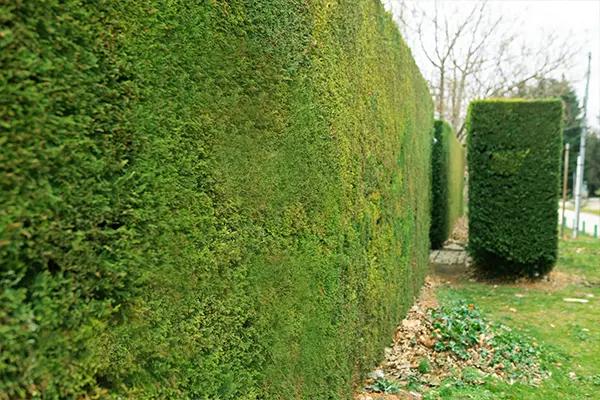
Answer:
[467,99,563,276]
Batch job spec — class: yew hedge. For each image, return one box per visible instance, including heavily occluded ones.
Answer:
[430,120,465,249]
[467,99,563,276]
[0,1,433,398]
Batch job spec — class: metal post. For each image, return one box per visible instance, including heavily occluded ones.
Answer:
[574,154,583,236]
[573,52,592,238]
[561,143,570,237]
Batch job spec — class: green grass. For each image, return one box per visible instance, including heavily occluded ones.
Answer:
[427,236,600,399]
[582,207,600,216]
[563,205,600,216]
[581,207,600,215]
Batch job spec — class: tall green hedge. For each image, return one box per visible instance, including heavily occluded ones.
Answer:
[1,1,433,399]
[430,120,464,249]
[467,99,563,276]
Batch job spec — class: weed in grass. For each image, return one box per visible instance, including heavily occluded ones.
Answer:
[569,324,591,341]
[461,367,485,384]
[366,377,401,394]
[418,358,431,374]
[406,375,426,392]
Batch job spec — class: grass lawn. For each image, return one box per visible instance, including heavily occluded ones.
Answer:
[562,204,600,216]
[582,207,600,216]
[429,235,600,399]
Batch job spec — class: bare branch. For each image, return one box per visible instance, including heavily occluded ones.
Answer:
[396,0,580,135]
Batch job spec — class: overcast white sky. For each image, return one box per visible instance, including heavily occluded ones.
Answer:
[385,0,600,129]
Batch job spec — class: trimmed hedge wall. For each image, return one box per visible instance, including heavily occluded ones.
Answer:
[467,99,563,276]
[430,120,465,249]
[1,1,433,399]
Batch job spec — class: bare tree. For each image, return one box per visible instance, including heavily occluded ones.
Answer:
[388,0,578,141]
[414,2,480,117]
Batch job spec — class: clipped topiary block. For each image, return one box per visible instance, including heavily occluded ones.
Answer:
[467,99,563,276]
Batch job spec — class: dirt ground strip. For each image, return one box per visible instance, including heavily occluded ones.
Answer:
[354,278,441,400]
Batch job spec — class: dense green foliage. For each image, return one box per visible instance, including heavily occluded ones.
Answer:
[0,1,433,399]
[430,120,464,249]
[467,99,563,276]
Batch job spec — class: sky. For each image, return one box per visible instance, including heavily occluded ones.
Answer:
[384,0,600,129]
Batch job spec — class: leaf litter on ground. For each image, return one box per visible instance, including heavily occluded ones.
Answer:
[361,277,551,397]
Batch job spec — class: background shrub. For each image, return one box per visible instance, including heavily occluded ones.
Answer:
[430,120,465,249]
[466,99,563,276]
[0,1,432,398]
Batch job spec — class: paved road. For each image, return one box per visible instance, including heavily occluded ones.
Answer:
[560,208,600,237]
